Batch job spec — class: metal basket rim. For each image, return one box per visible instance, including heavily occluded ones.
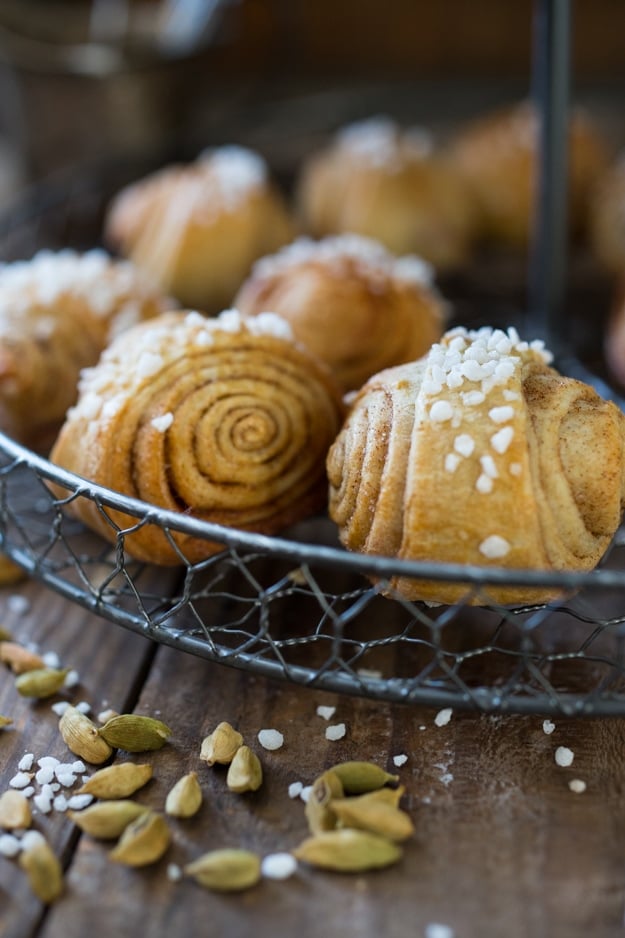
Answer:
[3,428,625,594]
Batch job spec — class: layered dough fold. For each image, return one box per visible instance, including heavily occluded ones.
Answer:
[50,310,344,564]
[327,327,625,605]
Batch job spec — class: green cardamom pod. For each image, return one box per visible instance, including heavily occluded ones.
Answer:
[226,746,263,793]
[78,762,153,799]
[329,761,399,794]
[19,839,63,903]
[330,796,414,842]
[199,722,243,766]
[109,811,170,866]
[305,769,344,834]
[69,800,149,839]
[185,848,261,891]
[98,715,172,752]
[293,828,402,872]
[165,772,203,818]
[15,667,68,699]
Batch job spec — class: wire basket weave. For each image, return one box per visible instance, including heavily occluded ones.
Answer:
[2,153,625,718]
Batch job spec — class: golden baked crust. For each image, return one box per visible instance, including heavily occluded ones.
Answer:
[49,309,345,565]
[296,117,478,271]
[235,234,447,392]
[0,249,173,448]
[105,147,296,314]
[327,326,625,605]
[448,100,610,248]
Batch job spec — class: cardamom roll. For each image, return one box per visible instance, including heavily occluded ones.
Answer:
[104,146,295,314]
[234,234,447,392]
[295,116,479,271]
[327,326,625,606]
[50,309,345,565]
[0,249,174,448]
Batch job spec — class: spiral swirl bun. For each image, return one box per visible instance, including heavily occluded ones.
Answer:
[327,326,625,605]
[50,310,345,564]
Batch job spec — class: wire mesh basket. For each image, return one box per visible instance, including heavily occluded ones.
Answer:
[1,158,625,719]
[4,0,625,715]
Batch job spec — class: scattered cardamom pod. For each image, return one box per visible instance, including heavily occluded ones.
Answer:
[0,641,45,674]
[19,839,63,903]
[329,761,399,794]
[98,714,172,752]
[0,789,32,829]
[329,796,414,842]
[68,800,149,839]
[15,667,68,699]
[305,769,344,834]
[109,810,170,866]
[226,746,263,793]
[59,705,113,765]
[293,828,402,872]
[165,771,203,818]
[0,715,12,728]
[184,848,261,892]
[345,784,406,809]
[78,762,153,799]
[0,624,14,641]
[200,722,243,766]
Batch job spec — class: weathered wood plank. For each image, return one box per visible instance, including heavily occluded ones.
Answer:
[0,578,157,938]
[38,638,625,938]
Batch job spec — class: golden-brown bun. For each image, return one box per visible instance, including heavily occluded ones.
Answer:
[589,154,625,274]
[50,309,345,565]
[0,249,174,449]
[105,146,296,313]
[296,117,478,271]
[327,326,625,606]
[447,100,611,248]
[234,234,447,392]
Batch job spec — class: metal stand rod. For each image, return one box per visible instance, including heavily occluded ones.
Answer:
[528,0,571,351]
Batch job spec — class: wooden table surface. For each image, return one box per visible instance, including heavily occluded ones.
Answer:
[2,573,625,938]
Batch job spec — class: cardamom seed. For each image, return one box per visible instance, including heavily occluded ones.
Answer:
[15,667,68,699]
[329,761,399,794]
[69,800,149,839]
[199,722,243,766]
[330,796,414,842]
[19,839,63,903]
[305,769,344,834]
[226,746,263,793]
[78,762,153,799]
[293,828,402,872]
[0,715,12,728]
[109,811,170,866]
[165,771,203,818]
[59,705,113,765]
[184,848,261,892]
[98,714,172,752]
[0,642,45,674]
[0,789,32,829]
